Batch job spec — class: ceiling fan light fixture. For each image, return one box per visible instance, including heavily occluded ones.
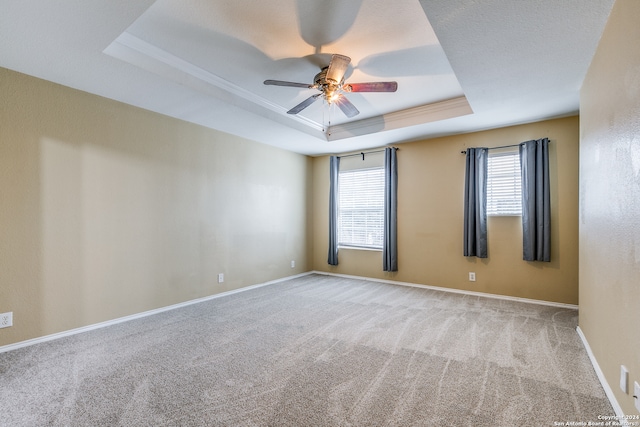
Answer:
[264,53,398,118]
[326,90,340,104]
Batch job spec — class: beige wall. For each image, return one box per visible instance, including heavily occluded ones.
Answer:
[579,0,640,415]
[0,67,312,347]
[313,116,580,304]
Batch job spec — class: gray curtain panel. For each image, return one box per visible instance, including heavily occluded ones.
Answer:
[463,147,488,258]
[520,138,551,262]
[327,155,340,265]
[383,147,398,272]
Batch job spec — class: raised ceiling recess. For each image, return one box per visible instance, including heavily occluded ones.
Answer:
[104,0,472,144]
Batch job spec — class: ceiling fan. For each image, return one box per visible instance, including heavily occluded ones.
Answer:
[264,54,398,118]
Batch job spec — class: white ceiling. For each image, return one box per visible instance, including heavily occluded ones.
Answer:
[0,0,615,156]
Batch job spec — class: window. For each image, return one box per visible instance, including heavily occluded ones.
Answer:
[338,167,384,249]
[487,149,522,216]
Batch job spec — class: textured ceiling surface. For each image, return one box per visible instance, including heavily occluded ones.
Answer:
[0,0,615,155]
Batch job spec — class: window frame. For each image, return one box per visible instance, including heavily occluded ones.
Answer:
[487,148,522,217]
[337,165,385,250]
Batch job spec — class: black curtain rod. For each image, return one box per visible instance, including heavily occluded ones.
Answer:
[339,147,398,160]
[460,143,521,154]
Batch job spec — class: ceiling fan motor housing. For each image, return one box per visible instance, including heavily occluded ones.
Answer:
[313,67,328,86]
[314,67,343,104]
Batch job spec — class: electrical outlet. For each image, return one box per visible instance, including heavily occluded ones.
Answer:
[291,260,295,268]
[469,272,476,282]
[621,365,629,393]
[218,273,224,283]
[0,312,13,328]
[634,381,640,412]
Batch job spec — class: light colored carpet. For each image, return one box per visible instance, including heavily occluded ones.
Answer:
[0,274,613,426]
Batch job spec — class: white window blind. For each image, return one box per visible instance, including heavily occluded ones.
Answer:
[338,167,384,249]
[487,150,522,216]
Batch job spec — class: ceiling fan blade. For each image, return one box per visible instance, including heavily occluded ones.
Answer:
[325,54,351,83]
[287,93,322,115]
[334,95,359,118]
[346,82,398,92]
[264,79,314,89]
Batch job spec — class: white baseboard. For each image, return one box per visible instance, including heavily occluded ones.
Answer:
[312,270,579,309]
[0,272,313,354]
[576,326,624,417]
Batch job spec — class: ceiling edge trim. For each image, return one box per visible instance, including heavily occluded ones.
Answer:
[327,96,473,141]
[106,32,326,132]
